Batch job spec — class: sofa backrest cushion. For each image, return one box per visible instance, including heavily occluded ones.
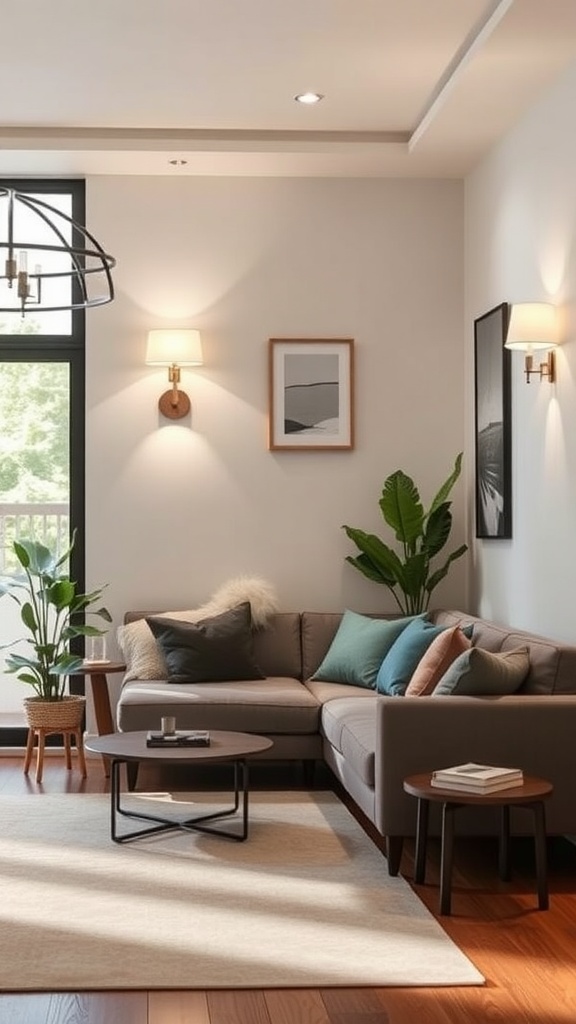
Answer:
[301,612,346,682]
[125,610,303,682]
[431,610,576,695]
[250,613,303,679]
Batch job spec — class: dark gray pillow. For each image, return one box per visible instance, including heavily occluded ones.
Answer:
[146,603,265,683]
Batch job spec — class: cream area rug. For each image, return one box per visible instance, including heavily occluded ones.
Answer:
[0,790,483,991]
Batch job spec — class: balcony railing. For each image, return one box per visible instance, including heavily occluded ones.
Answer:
[0,503,70,574]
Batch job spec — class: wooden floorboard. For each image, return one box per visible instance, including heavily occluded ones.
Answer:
[1,752,576,1024]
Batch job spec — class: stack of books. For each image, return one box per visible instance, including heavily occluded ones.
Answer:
[146,730,211,748]
[431,762,524,794]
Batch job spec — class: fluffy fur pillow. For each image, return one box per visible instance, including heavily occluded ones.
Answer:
[117,576,279,682]
[194,576,279,629]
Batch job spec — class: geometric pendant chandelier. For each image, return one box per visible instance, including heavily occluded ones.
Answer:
[0,187,116,317]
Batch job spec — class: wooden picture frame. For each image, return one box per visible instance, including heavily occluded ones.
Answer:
[268,338,354,450]
[474,303,512,538]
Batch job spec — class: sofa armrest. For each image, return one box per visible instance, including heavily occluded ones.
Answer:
[375,694,576,837]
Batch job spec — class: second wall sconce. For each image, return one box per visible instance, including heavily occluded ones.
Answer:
[146,329,203,419]
[505,302,559,383]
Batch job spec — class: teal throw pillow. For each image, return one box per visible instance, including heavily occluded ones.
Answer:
[376,617,447,696]
[312,610,418,690]
[432,646,530,696]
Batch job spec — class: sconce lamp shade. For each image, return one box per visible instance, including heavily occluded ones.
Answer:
[146,328,203,419]
[505,303,558,352]
[146,329,203,366]
[505,302,559,384]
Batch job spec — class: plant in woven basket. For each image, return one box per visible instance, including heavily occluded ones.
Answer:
[0,532,111,703]
[343,453,468,615]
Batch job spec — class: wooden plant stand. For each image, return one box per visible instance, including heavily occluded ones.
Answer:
[24,726,87,784]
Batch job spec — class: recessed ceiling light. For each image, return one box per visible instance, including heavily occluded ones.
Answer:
[294,92,324,105]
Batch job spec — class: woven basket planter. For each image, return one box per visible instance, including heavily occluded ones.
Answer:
[24,694,86,731]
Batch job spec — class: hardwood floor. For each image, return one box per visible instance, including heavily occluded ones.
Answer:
[1,753,576,1024]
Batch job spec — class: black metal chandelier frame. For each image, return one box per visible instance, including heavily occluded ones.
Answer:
[0,187,116,315]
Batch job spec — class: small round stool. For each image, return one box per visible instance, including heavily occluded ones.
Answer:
[24,726,87,784]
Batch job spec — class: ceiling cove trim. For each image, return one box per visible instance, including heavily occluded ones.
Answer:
[0,127,410,150]
[409,0,516,151]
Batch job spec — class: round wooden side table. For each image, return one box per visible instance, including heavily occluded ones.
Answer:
[77,661,126,777]
[403,772,553,915]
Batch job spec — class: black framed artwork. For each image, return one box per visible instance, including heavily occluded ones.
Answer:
[474,302,512,539]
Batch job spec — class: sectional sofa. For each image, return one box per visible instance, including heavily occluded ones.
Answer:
[113,607,576,875]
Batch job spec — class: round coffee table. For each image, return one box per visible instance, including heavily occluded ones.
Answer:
[403,772,553,915]
[85,730,273,844]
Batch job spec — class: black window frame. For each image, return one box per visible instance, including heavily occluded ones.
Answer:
[0,179,86,746]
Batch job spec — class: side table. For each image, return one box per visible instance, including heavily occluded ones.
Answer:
[78,661,126,776]
[403,772,553,915]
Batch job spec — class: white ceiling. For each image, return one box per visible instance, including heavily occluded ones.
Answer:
[2,0,576,179]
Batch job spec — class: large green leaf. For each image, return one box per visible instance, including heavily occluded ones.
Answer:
[342,526,405,584]
[344,554,388,585]
[6,653,43,672]
[15,539,54,576]
[12,541,31,570]
[425,544,468,598]
[53,653,85,674]
[428,452,463,518]
[20,602,38,633]
[48,579,75,610]
[423,503,452,558]
[379,471,423,545]
[401,552,428,600]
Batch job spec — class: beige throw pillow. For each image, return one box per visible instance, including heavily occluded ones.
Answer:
[405,625,471,696]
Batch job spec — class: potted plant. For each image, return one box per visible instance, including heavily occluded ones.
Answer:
[343,452,467,615]
[0,531,111,729]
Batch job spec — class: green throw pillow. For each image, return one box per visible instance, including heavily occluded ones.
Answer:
[312,610,418,690]
[146,602,265,684]
[376,617,447,696]
[432,646,530,696]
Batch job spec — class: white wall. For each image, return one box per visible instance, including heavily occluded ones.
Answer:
[465,60,576,641]
[85,176,466,661]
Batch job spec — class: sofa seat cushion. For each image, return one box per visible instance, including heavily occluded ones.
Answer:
[321,697,377,787]
[118,677,321,735]
[305,678,377,705]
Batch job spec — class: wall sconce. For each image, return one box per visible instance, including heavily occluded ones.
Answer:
[145,329,203,419]
[505,302,559,383]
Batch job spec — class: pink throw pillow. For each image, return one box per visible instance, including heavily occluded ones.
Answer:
[405,626,472,697]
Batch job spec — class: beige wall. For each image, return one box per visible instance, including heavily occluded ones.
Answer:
[465,60,576,641]
[85,176,466,660]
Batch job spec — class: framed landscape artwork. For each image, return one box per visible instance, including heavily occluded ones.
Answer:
[268,338,354,450]
[474,303,512,538]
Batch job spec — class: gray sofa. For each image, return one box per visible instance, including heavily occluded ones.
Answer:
[115,608,576,874]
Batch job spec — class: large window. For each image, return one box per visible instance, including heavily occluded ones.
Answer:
[0,180,85,744]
